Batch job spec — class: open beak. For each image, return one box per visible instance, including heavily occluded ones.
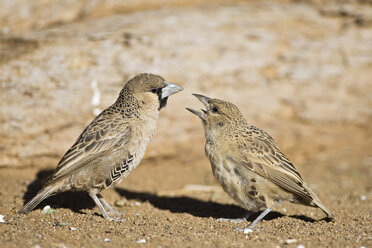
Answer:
[161,81,183,99]
[185,94,211,121]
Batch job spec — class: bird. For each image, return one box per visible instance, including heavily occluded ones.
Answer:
[186,94,334,233]
[18,73,183,221]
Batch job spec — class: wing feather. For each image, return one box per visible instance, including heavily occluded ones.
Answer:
[46,112,131,185]
[238,126,313,202]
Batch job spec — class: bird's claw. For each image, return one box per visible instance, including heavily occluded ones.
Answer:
[106,216,125,222]
[108,208,122,216]
[217,218,246,223]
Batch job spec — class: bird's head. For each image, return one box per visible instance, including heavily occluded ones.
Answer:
[121,73,183,112]
[186,94,244,135]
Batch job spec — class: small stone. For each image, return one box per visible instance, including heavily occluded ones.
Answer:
[136,239,146,243]
[0,214,5,223]
[104,238,110,243]
[285,239,297,244]
[360,195,367,201]
[297,245,305,248]
[41,205,55,214]
[115,198,128,207]
[69,227,77,231]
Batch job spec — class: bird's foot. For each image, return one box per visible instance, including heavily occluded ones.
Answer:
[108,208,122,217]
[217,212,252,223]
[105,215,125,222]
[234,207,274,234]
[97,194,122,216]
[217,217,246,223]
[102,206,123,221]
[235,227,254,234]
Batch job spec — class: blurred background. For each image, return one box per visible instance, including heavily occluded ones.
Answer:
[0,0,371,247]
[1,0,371,172]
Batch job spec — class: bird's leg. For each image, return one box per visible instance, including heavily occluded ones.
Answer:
[89,192,122,221]
[97,193,121,216]
[235,206,274,234]
[217,212,253,223]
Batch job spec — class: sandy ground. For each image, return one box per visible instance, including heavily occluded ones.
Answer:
[0,150,371,248]
[0,0,371,247]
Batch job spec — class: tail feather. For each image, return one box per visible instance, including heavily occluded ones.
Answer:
[313,198,335,219]
[18,187,54,214]
[306,186,335,219]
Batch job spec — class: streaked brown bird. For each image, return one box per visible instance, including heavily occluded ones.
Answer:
[19,73,183,221]
[186,94,334,233]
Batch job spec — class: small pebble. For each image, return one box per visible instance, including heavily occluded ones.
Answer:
[115,198,128,207]
[360,195,367,201]
[104,238,110,243]
[0,214,5,223]
[136,239,146,243]
[285,239,297,244]
[69,227,77,231]
[297,245,305,248]
[32,245,41,248]
[41,205,55,214]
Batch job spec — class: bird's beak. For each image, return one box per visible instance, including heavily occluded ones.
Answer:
[185,107,205,120]
[193,94,211,108]
[161,81,183,99]
[185,94,211,121]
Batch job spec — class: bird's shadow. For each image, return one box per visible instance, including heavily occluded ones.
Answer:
[21,169,95,213]
[22,169,318,223]
[115,188,318,223]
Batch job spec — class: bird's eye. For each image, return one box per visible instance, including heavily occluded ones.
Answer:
[212,107,219,113]
[150,88,158,94]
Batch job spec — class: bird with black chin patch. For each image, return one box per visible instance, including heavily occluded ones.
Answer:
[186,94,334,233]
[19,73,183,221]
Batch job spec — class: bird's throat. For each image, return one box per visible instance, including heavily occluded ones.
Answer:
[159,97,168,110]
